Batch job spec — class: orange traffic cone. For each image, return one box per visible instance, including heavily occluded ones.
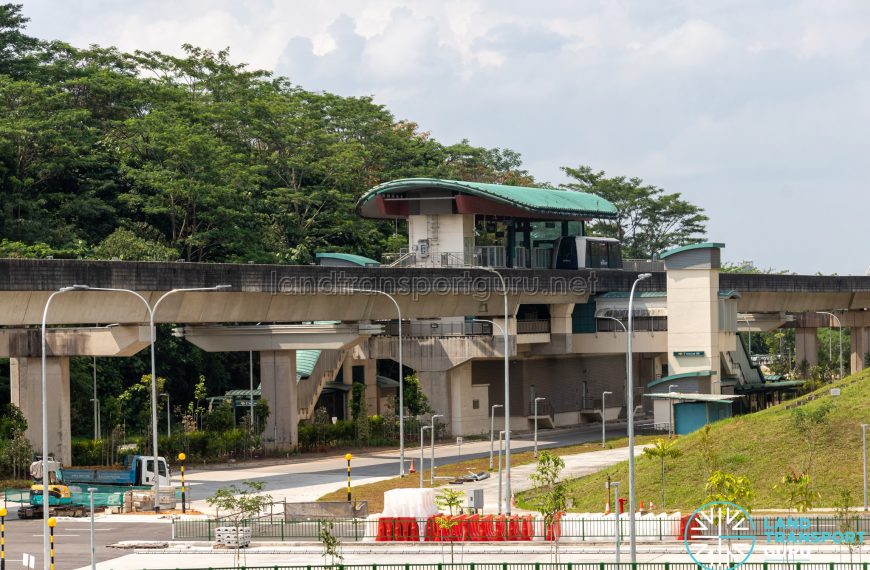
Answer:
[408,459,416,474]
[511,494,516,508]
[604,502,611,515]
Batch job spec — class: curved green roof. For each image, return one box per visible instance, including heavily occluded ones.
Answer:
[296,349,321,381]
[659,242,725,259]
[316,252,380,267]
[356,178,618,219]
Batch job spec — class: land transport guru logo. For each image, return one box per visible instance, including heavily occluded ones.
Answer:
[683,501,755,570]
[684,501,867,569]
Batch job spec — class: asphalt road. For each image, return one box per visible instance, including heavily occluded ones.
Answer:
[178,422,640,511]
[1,518,169,570]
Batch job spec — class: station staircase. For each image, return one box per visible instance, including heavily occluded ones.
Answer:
[297,347,350,421]
[722,332,765,390]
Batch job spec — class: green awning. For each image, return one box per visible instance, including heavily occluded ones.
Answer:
[316,252,380,267]
[376,375,400,388]
[647,370,717,389]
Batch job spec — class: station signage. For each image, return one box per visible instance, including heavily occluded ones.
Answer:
[673,351,705,357]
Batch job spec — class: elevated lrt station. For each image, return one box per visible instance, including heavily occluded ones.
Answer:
[3,177,870,465]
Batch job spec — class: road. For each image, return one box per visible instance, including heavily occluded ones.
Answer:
[179,423,636,512]
[1,518,169,570]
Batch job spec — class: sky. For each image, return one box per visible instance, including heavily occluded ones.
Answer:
[18,0,870,275]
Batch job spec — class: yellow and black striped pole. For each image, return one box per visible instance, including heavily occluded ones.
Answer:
[1,506,6,570]
[345,453,353,502]
[47,517,56,570]
[178,452,187,513]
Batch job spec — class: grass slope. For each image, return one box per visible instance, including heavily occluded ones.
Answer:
[530,369,870,513]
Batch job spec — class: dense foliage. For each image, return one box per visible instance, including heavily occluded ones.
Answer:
[0,4,708,449]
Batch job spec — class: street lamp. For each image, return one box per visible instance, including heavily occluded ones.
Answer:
[70,284,231,511]
[601,391,613,448]
[863,424,868,511]
[668,385,678,438]
[816,311,843,378]
[627,272,652,563]
[476,266,511,514]
[352,288,405,477]
[162,393,170,438]
[419,425,431,488]
[430,414,443,485]
[489,404,503,470]
[533,397,546,458]
[92,356,98,440]
[41,284,87,570]
[497,429,507,514]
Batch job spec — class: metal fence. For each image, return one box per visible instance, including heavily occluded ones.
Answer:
[129,562,870,570]
[172,515,682,542]
[172,515,870,543]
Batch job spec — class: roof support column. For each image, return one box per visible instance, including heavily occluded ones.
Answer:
[851,326,869,375]
[260,350,298,449]
[795,327,819,367]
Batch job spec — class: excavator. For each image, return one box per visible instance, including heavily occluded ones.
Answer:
[17,458,86,519]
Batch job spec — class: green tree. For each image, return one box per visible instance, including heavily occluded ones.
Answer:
[705,470,753,510]
[642,438,682,509]
[790,400,833,476]
[561,165,707,259]
[434,488,465,563]
[206,480,272,568]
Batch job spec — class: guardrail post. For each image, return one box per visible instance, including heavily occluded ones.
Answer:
[208,518,212,542]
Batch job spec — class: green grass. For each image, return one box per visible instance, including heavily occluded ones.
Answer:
[518,369,870,513]
[318,435,657,512]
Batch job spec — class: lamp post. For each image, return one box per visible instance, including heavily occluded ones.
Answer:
[420,425,431,488]
[497,430,506,514]
[430,414,443,485]
[816,311,843,378]
[489,404,503,470]
[863,424,868,511]
[92,356,98,440]
[69,284,231,512]
[609,480,621,566]
[476,266,511,514]
[41,284,87,570]
[162,393,170,438]
[87,487,96,570]
[533,397,546,458]
[668,385,678,438]
[352,289,405,477]
[601,391,613,448]
[627,272,652,563]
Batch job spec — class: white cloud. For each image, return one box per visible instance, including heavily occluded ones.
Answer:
[17,0,870,274]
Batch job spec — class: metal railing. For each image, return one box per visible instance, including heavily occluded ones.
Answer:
[476,246,506,268]
[516,319,550,334]
[174,513,870,544]
[379,320,493,337]
[173,514,686,542]
[623,259,665,272]
[532,247,553,269]
[151,565,870,570]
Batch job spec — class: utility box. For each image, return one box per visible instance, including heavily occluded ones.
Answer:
[466,489,484,510]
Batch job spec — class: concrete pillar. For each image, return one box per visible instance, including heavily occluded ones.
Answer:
[664,243,724,394]
[10,356,71,465]
[851,326,870,375]
[548,303,575,353]
[418,369,451,429]
[448,361,488,436]
[260,350,298,448]
[795,327,819,367]
[363,359,378,415]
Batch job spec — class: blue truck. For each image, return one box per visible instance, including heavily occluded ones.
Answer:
[63,454,172,487]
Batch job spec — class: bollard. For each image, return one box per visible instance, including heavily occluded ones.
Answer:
[178,452,187,514]
[47,517,57,570]
[1,506,6,570]
[345,453,353,502]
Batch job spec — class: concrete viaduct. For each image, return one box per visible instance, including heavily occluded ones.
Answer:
[2,258,870,463]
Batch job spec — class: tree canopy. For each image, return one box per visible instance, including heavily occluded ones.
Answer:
[561,165,708,259]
